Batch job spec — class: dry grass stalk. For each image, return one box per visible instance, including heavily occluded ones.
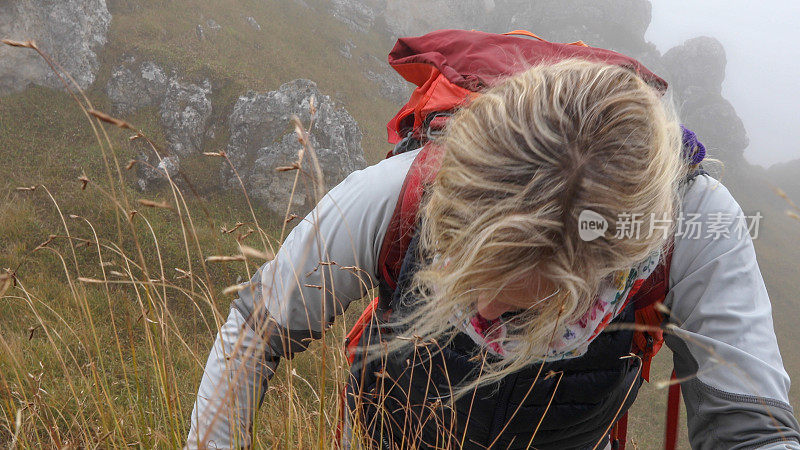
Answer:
[205,255,246,263]
[203,151,226,157]
[0,270,13,298]
[275,163,301,172]
[2,38,35,48]
[237,227,254,242]
[221,284,246,296]
[15,186,37,191]
[77,277,105,284]
[221,222,244,234]
[774,187,799,210]
[88,109,134,130]
[33,235,56,251]
[238,244,274,261]
[137,198,173,210]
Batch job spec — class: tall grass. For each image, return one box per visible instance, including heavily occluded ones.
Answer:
[0,39,358,448]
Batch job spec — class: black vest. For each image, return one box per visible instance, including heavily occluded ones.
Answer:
[347,232,643,450]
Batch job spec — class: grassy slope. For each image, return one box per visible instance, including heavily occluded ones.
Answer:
[1,0,798,447]
[0,0,398,446]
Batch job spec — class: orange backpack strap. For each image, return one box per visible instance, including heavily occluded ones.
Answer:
[345,297,380,364]
[631,240,673,381]
[610,412,629,450]
[665,371,682,450]
[376,143,444,297]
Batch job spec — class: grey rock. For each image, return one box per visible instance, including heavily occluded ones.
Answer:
[662,36,727,98]
[106,60,168,114]
[676,86,749,161]
[206,19,221,32]
[361,55,412,104]
[225,79,366,214]
[0,0,111,95]
[160,78,213,158]
[245,16,262,31]
[136,154,180,191]
[659,37,747,161]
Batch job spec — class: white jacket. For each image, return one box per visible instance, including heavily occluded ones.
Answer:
[187,149,799,449]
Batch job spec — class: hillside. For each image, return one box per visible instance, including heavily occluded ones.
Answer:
[1,0,798,447]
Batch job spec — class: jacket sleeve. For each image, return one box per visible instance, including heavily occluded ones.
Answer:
[665,174,800,449]
[186,150,419,448]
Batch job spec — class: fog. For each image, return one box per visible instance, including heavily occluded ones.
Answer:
[646,0,800,167]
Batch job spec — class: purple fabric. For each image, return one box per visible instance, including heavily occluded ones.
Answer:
[681,125,706,165]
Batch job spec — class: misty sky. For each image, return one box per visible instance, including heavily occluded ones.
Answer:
[646,0,800,167]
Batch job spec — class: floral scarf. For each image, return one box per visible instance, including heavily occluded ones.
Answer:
[450,250,662,360]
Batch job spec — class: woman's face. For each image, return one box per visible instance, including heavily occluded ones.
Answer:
[476,272,558,320]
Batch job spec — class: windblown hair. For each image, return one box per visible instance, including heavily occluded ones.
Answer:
[392,59,692,392]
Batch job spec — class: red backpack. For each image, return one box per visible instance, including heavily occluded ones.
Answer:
[342,29,688,450]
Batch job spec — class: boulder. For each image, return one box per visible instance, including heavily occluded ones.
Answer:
[661,37,747,161]
[106,58,168,115]
[677,87,749,161]
[0,0,111,94]
[662,36,727,98]
[160,78,213,158]
[136,154,180,191]
[225,79,366,214]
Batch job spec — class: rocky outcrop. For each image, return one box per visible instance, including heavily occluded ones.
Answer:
[105,57,168,115]
[225,79,366,214]
[0,0,111,94]
[662,37,727,98]
[106,57,212,189]
[160,78,213,158]
[109,67,364,200]
[662,37,748,161]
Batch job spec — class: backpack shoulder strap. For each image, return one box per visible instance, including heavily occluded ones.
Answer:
[629,238,674,382]
[377,143,444,305]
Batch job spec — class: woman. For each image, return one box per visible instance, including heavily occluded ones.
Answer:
[187,59,799,448]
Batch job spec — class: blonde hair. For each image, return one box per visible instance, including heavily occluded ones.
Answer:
[391,59,691,392]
